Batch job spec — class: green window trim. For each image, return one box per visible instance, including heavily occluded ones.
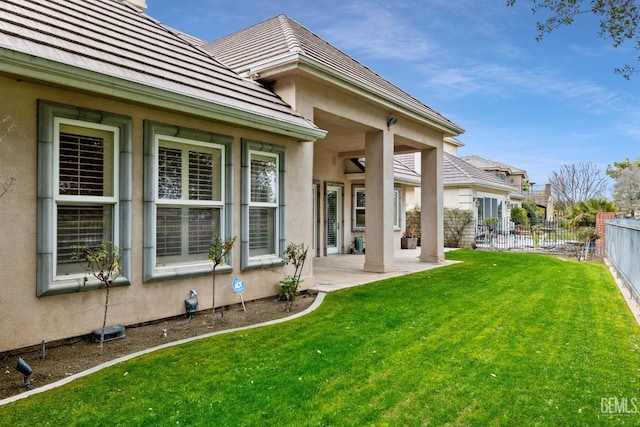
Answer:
[143,121,234,282]
[241,140,286,270]
[36,100,132,297]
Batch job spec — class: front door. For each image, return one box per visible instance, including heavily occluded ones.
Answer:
[326,185,342,254]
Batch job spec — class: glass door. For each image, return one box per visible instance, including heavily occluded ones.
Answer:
[326,185,342,254]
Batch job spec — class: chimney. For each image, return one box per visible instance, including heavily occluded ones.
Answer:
[545,183,551,196]
[123,0,147,12]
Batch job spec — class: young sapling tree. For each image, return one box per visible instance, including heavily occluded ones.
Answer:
[72,241,122,355]
[209,235,236,325]
[280,242,308,312]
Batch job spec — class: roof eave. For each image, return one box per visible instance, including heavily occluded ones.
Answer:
[247,53,465,137]
[0,48,327,141]
[444,179,517,193]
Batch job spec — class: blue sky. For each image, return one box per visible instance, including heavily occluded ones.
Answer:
[146,0,640,189]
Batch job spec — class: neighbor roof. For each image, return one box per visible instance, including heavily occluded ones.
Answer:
[461,155,527,177]
[0,0,324,140]
[444,153,517,192]
[352,157,422,186]
[203,14,464,136]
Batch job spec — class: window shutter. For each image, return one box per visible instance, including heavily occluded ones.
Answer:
[59,133,104,196]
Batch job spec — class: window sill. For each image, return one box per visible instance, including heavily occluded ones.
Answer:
[145,263,232,283]
[39,276,130,297]
[243,256,285,271]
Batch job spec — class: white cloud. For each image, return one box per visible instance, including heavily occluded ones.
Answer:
[316,1,438,61]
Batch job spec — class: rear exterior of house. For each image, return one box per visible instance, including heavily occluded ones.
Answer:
[0,0,324,352]
[0,1,462,353]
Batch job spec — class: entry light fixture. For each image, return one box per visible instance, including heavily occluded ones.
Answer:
[387,114,398,130]
[16,357,32,388]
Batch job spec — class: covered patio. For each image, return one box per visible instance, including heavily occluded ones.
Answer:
[313,249,458,292]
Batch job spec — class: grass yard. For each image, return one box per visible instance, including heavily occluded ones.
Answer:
[2,250,640,426]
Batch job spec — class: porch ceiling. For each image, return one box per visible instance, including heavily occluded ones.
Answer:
[313,109,421,158]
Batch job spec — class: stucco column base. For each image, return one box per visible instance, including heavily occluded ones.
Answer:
[364,262,394,273]
[421,254,445,263]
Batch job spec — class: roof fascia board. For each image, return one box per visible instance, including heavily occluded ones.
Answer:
[249,53,464,136]
[0,48,327,141]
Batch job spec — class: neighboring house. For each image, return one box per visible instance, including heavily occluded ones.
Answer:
[443,153,521,225]
[0,1,462,352]
[461,154,554,220]
[400,140,525,226]
[461,155,529,194]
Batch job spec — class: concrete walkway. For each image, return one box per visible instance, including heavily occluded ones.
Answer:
[313,248,456,292]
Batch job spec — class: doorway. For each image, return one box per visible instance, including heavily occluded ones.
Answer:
[326,184,343,254]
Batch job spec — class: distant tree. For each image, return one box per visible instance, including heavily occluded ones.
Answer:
[568,197,618,226]
[606,156,640,179]
[522,198,541,226]
[548,162,608,211]
[611,164,640,216]
[507,0,640,78]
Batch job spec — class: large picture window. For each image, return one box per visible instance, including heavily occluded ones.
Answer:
[37,101,132,296]
[477,197,503,223]
[143,122,232,281]
[241,140,285,269]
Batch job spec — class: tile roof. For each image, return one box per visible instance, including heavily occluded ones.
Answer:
[444,152,516,191]
[461,155,527,176]
[202,15,463,135]
[0,0,321,137]
[353,157,422,186]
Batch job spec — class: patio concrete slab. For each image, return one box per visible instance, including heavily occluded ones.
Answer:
[312,248,456,292]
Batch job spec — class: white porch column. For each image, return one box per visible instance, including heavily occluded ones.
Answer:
[364,130,395,272]
[420,146,444,263]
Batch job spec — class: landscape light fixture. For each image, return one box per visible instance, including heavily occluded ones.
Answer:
[185,289,199,316]
[16,357,32,388]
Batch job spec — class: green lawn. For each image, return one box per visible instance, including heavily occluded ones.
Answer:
[2,250,640,426]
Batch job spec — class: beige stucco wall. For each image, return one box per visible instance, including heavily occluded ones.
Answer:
[0,74,315,352]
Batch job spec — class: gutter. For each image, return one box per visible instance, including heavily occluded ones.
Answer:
[0,48,327,141]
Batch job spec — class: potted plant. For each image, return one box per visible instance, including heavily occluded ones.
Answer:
[401,205,420,249]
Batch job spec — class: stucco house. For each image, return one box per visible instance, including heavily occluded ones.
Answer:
[400,140,525,226]
[0,0,462,353]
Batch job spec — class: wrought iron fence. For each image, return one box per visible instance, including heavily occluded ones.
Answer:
[458,218,597,260]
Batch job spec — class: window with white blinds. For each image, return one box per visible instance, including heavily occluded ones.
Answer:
[155,138,223,265]
[241,140,285,269]
[351,186,402,231]
[55,123,118,276]
[38,102,131,297]
[249,151,278,258]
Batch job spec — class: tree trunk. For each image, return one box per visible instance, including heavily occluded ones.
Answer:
[211,266,217,325]
[100,284,110,355]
